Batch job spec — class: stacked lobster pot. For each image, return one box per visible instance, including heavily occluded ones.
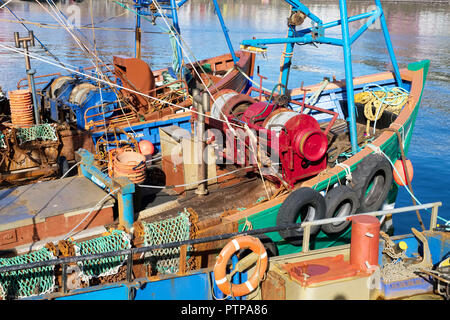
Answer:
[108,148,147,184]
[8,89,35,128]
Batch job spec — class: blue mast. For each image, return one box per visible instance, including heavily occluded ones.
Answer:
[131,0,182,72]
[170,0,183,74]
[339,0,358,154]
[240,0,403,155]
[211,0,239,65]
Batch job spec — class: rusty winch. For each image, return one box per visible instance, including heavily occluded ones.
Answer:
[206,90,334,187]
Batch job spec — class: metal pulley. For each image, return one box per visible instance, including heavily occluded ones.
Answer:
[288,10,306,26]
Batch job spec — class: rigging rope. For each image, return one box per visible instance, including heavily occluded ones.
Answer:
[366,143,449,226]
[0,0,67,68]
[0,18,167,33]
[0,43,244,130]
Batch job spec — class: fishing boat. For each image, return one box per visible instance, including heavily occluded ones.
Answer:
[0,0,255,187]
[0,0,447,301]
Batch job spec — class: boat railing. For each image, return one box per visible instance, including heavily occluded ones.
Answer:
[83,78,190,130]
[0,201,443,294]
[300,201,442,253]
[16,72,62,90]
[16,63,115,90]
[83,100,125,130]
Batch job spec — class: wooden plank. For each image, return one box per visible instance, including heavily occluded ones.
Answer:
[193,220,238,268]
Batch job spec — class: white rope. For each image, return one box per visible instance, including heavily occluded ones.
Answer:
[36,0,134,145]
[303,78,329,114]
[366,143,382,155]
[147,1,278,184]
[145,155,162,163]
[0,43,244,129]
[1,43,276,195]
[62,187,121,240]
[149,0,240,137]
[59,161,82,179]
[335,162,352,183]
[38,0,101,69]
[236,66,275,92]
[38,0,138,139]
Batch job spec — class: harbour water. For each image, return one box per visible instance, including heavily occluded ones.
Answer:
[0,0,449,234]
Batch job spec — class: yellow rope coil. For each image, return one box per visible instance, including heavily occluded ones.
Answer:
[355,88,409,135]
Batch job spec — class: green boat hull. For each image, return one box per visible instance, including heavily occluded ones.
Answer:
[237,60,430,256]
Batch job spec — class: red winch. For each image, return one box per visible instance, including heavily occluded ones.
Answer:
[204,89,337,187]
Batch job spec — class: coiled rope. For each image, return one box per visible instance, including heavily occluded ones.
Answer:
[355,84,409,136]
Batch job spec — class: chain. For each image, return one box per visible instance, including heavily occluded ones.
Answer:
[380,239,421,283]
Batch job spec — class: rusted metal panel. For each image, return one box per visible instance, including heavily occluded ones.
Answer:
[261,271,286,300]
[59,129,94,161]
[0,127,91,185]
[162,156,185,194]
[113,56,156,109]
[178,244,188,275]
[0,229,17,246]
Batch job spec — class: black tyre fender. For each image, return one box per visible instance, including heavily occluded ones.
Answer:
[276,187,326,246]
[350,153,393,213]
[322,185,360,235]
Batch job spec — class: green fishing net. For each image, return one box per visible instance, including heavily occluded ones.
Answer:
[73,229,131,282]
[0,248,56,299]
[142,210,191,274]
[16,124,58,143]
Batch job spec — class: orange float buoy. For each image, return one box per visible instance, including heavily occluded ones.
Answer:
[138,140,154,156]
[9,89,34,128]
[349,215,380,272]
[393,158,413,186]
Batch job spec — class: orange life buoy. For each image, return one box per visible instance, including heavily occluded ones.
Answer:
[213,235,268,297]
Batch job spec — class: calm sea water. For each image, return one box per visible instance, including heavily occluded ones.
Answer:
[0,0,449,234]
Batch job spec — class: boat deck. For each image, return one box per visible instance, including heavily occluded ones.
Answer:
[137,175,269,224]
[0,176,116,251]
